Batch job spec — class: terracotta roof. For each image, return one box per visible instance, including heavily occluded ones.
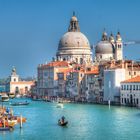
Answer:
[121,75,140,83]
[85,69,99,75]
[38,61,69,69]
[57,68,73,74]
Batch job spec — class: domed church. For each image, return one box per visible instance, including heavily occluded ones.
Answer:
[56,13,93,65]
[95,31,123,62]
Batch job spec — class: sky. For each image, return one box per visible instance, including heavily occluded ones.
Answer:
[0,0,140,78]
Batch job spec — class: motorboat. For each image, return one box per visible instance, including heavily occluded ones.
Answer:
[1,94,9,102]
[10,101,30,106]
[56,103,64,108]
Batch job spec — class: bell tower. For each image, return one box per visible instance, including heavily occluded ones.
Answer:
[115,32,123,60]
[10,67,19,82]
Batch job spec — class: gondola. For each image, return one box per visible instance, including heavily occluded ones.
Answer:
[58,121,68,126]
[10,102,29,106]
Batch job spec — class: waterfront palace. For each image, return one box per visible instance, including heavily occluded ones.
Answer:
[33,13,140,108]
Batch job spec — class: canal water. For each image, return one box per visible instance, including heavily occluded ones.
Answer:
[0,98,140,140]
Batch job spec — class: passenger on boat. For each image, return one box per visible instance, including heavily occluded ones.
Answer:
[58,116,68,126]
[61,116,65,123]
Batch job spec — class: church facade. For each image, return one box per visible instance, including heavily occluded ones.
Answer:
[6,67,34,95]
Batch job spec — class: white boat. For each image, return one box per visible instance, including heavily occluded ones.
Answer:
[56,103,64,108]
[16,94,21,98]
[1,94,9,102]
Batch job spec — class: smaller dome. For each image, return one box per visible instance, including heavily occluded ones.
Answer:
[71,16,78,22]
[95,41,113,54]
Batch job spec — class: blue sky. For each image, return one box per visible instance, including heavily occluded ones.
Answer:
[0,0,140,78]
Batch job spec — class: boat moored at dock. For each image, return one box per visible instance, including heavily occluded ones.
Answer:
[1,93,9,102]
[8,93,15,99]
[0,105,27,131]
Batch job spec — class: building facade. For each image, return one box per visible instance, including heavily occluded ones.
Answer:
[103,68,125,104]
[120,76,140,107]
[6,67,34,95]
[37,61,70,98]
[84,69,100,103]
[66,69,85,101]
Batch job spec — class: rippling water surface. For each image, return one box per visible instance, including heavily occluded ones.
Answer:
[0,98,140,140]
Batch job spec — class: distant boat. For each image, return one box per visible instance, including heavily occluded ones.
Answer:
[10,101,30,106]
[58,117,68,126]
[56,103,64,108]
[46,99,51,102]
[1,94,9,102]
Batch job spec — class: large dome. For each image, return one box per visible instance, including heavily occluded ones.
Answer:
[56,13,92,65]
[95,41,113,54]
[58,32,90,50]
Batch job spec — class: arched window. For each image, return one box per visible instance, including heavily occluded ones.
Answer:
[25,86,28,93]
[122,98,123,104]
[80,58,83,64]
[15,86,19,94]
[136,98,139,104]
[124,98,126,104]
